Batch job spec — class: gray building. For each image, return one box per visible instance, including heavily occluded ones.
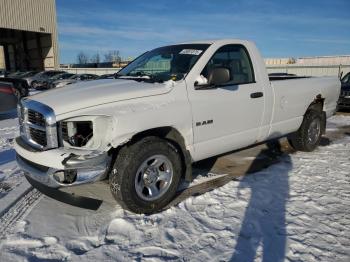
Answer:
[0,0,58,71]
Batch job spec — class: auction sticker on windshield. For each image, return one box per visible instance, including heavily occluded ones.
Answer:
[179,49,203,55]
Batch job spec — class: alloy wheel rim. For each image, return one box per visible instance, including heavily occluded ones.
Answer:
[307,118,321,145]
[134,154,174,201]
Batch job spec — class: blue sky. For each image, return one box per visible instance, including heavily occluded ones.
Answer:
[56,0,350,64]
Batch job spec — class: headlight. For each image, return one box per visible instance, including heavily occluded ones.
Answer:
[61,121,93,147]
[59,115,114,149]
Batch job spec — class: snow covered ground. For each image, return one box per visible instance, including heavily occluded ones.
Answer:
[0,113,349,261]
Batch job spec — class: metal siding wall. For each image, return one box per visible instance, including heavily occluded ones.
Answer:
[0,0,59,68]
[0,0,54,33]
[0,46,5,68]
[61,68,121,76]
[266,64,350,77]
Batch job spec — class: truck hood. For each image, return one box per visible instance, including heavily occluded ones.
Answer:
[29,79,173,115]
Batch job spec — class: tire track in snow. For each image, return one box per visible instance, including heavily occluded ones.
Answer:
[0,188,42,238]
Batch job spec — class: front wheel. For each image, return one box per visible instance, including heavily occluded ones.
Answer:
[31,81,38,89]
[288,110,323,152]
[109,137,182,214]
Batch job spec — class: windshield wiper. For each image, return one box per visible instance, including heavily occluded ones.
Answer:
[141,75,164,83]
[115,74,163,83]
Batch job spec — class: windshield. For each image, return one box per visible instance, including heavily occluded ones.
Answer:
[32,71,44,77]
[341,72,350,84]
[117,44,210,82]
[8,71,24,77]
[20,71,37,77]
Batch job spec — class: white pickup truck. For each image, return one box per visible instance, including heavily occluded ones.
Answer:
[15,39,340,213]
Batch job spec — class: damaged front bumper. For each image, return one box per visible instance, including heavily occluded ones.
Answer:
[15,137,111,188]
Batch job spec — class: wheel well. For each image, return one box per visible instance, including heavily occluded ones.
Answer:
[306,94,326,134]
[307,94,324,113]
[110,127,193,182]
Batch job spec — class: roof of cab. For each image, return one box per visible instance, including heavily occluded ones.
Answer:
[178,39,252,45]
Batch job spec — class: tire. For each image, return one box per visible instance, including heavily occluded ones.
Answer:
[109,136,182,214]
[288,109,323,152]
[31,81,38,89]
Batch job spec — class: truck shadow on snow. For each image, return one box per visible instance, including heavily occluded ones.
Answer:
[230,141,291,262]
[171,138,292,261]
[176,124,348,261]
[0,149,16,166]
[176,123,349,261]
[0,110,17,121]
[170,138,293,207]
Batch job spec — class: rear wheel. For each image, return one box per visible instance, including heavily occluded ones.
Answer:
[109,137,182,214]
[288,110,323,152]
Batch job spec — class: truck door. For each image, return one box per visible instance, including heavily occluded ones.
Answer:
[187,44,265,161]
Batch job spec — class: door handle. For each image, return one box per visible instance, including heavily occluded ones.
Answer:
[250,92,263,98]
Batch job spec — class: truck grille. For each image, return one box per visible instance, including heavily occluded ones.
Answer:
[27,108,47,147]
[29,127,47,146]
[341,90,350,97]
[18,100,58,150]
[28,109,45,127]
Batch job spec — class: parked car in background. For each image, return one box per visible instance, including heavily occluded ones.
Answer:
[0,69,10,78]
[37,73,76,90]
[9,71,39,79]
[0,77,29,97]
[54,74,98,88]
[338,72,350,110]
[23,70,66,89]
[0,81,18,114]
[6,71,24,78]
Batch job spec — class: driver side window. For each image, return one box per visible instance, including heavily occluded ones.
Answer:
[201,44,255,85]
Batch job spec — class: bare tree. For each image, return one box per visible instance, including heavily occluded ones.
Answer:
[90,53,100,63]
[76,51,89,64]
[104,50,121,63]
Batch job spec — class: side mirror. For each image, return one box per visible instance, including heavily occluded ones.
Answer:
[339,71,343,80]
[208,67,231,86]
